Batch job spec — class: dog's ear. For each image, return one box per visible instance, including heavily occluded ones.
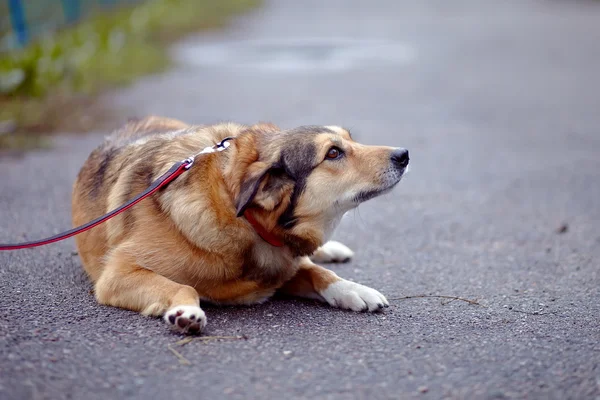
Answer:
[235,163,294,217]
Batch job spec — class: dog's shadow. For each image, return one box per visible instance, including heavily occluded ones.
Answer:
[200,292,334,314]
[70,256,377,337]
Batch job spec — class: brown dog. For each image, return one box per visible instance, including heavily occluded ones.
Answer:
[72,116,409,334]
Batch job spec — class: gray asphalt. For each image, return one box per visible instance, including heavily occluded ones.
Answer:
[1,1,599,399]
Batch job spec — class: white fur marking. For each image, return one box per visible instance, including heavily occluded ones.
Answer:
[324,125,345,134]
[320,280,389,312]
[310,240,354,263]
[251,240,293,276]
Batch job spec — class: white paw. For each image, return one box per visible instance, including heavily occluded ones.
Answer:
[320,280,389,312]
[164,305,207,334]
[310,240,354,263]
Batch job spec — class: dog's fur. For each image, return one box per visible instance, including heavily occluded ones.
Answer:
[72,116,408,334]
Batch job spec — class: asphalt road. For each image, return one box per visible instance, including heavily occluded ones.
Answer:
[1,1,599,399]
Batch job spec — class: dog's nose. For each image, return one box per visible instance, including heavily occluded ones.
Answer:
[391,148,409,168]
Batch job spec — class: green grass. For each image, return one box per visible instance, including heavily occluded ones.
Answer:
[0,0,259,149]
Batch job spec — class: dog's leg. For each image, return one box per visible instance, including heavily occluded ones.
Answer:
[279,258,388,312]
[310,240,354,263]
[95,249,206,334]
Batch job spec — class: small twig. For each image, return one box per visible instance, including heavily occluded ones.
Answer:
[174,337,194,346]
[175,335,246,347]
[169,335,247,364]
[196,335,246,341]
[389,294,485,307]
[507,307,557,316]
[167,345,191,366]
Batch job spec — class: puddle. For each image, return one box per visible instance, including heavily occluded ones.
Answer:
[174,38,416,73]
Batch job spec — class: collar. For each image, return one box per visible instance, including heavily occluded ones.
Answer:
[243,210,285,247]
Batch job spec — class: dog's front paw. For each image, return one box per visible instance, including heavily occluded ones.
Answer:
[310,241,354,263]
[164,305,207,334]
[320,280,388,312]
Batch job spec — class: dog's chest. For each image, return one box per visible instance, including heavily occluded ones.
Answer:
[241,241,298,287]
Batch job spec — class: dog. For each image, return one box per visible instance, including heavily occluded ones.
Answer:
[72,116,409,334]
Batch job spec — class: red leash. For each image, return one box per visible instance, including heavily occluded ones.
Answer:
[0,159,191,251]
[0,138,233,251]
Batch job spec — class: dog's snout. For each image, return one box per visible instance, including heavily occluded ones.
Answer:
[390,148,409,168]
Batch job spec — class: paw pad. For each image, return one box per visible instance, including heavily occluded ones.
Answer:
[164,305,206,335]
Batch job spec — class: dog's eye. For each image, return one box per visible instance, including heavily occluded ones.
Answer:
[325,147,343,160]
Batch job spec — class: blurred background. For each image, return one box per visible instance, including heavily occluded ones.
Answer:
[1,1,599,399]
[0,0,257,147]
[1,0,599,152]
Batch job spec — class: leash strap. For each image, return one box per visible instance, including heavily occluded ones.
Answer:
[0,138,233,251]
[0,161,189,251]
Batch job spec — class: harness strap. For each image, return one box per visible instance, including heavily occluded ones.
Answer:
[244,210,285,247]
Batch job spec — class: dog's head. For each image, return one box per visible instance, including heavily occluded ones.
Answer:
[227,124,409,255]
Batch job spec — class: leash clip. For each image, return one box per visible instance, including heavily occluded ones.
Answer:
[182,157,196,170]
[215,137,234,150]
[182,137,234,169]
